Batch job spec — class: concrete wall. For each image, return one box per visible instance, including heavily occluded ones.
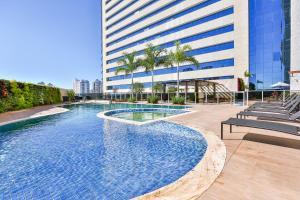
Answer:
[290,0,300,91]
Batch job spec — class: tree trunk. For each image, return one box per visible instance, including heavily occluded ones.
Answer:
[151,70,154,96]
[177,63,180,97]
[131,73,134,98]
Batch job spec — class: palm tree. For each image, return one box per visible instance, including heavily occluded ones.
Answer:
[165,41,199,96]
[153,83,163,94]
[139,43,167,95]
[115,51,139,97]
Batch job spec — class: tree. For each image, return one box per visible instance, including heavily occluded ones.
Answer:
[132,82,144,94]
[153,83,164,94]
[168,86,177,93]
[139,43,167,95]
[67,90,75,102]
[115,51,139,97]
[165,41,199,96]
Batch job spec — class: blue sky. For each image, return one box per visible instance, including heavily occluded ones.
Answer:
[0,0,101,89]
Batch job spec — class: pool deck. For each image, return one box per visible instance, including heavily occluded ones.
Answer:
[0,105,69,126]
[167,104,300,200]
[0,103,300,199]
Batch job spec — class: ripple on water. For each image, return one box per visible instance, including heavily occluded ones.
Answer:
[0,104,207,200]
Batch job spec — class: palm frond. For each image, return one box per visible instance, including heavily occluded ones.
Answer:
[185,56,200,68]
[115,67,128,75]
[182,44,192,52]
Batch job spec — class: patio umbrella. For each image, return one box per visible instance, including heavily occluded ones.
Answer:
[271,81,290,88]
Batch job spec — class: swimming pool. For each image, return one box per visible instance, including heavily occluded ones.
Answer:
[102,108,189,123]
[0,104,207,199]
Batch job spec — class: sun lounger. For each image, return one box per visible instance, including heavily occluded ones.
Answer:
[247,97,300,114]
[221,118,300,139]
[237,110,300,122]
[250,94,297,109]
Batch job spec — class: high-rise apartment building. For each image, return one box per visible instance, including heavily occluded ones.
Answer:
[80,80,90,94]
[93,79,102,93]
[73,79,81,95]
[73,79,90,95]
[102,0,300,92]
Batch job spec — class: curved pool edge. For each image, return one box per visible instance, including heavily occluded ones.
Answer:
[97,108,195,125]
[0,107,70,127]
[133,121,227,200]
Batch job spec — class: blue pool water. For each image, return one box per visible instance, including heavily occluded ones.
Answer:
[0,104,207,200]
[104,108,188,122]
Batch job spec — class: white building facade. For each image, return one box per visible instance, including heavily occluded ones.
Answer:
[102,0,299,92]
[93,79,103,93]
[73,79,81,95]
[73,79,90,95]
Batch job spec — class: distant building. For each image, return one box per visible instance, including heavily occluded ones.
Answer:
[92,79,102,93]
[37,82,45,85]
[80,80,90,94]
[73,79,89,95]
[73,79,81,95]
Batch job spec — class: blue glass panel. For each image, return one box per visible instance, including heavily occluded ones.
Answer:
[107,24,234,64]
[106,0,123,13]
[107,75,234,90]
[107,41,234,75]
[106,7,234,56]
[249,0,290,90]
[106,0,159,30]
[107,58,234,81]
[106,0,139,22]
[107,0,221,45]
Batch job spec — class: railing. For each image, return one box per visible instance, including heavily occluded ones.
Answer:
[77,90,299,106]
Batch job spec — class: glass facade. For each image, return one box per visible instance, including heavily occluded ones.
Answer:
[107,75,234,90]
[107,0,221,46]
[249,0,291,90]
[107,0,182,36]
[107,59,234,81]
[106,0,138,22]
[107,41,234,74]
[107,24,234,64]
[106,0,123,13]
[107,7,234,56]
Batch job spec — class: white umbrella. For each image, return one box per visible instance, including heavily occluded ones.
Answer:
[271,81,290,88]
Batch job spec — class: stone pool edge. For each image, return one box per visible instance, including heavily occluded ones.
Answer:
[97,108,196,125]
[134,120,227,200]
[0,107,70,127]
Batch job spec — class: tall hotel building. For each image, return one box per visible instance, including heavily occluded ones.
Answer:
[102,0,300,93]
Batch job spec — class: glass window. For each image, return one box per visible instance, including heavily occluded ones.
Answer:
[107,58,234,81]
[107,75,234,90]
[107,0,221,45]
[107,8,234,57]
[249,0,290,90]
[107,24,234,64]
[106,0,123,13]
[106,0,139,22]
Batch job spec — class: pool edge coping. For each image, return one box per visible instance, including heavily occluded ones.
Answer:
[97,108,196,126]
[133,120,227,200]
[0,107,70,127]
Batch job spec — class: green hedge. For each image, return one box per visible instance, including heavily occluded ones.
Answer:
[0,79,62,113]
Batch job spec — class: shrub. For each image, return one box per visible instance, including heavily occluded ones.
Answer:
[67,90,75,102]
[172,96,185,105]
[147,95,159,104]
[0,80,8,98]
[128,97,137,103]
[0,79,62,113]
[132,82,144,94]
